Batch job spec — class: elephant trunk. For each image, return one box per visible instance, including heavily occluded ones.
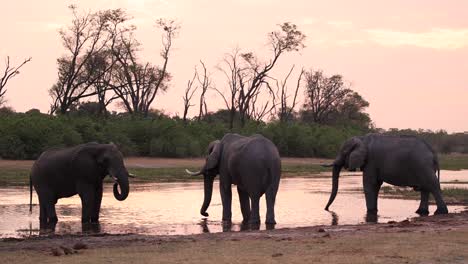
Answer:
[113,170,129,201]
[200,174,214,217]
[325,165,341,210]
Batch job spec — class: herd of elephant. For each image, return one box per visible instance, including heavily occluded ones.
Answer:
[30,133,448,230]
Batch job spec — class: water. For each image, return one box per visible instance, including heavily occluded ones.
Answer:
[0,171,466,238]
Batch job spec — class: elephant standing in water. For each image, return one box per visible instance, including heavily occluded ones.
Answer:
[186,134,281,226]
[30,143,131,228]
[324,134,448,216]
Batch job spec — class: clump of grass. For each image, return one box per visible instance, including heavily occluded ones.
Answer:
[439,153,468,170]
[281,164,329,177]
[380,185,468,204]
[0,169,30,186]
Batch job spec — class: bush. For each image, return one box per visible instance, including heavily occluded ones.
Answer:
[0,112,371,159]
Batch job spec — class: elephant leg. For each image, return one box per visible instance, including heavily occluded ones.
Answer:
[38,196,47,228]
[363,174,382,214]
[237,187,250,224]
[432,188,448,215]
[416,191,430,216]
[78,183,95,223]
[249,195,261,225]
[265,185,278,225]
[91,185,103,223]
[220,184,232,222]
[46,201,58,225]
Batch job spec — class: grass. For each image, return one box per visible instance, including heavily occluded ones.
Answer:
[380,185,468,204]
[0,153,466,187]
[0,168,31,186]
[439,153,468,170]
[0,163,329,186]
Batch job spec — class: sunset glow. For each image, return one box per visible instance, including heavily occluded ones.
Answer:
[1,0,467,132]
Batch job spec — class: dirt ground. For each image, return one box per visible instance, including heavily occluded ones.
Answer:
[0,157,332,169]
[1,211,468,264]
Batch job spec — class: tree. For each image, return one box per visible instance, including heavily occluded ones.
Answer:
[216,22,306,127]
[110,19,178,116]
[196,60,211,121]
[215,48,243,129]
[0,56,31,106]
[300,69,370,129]
[49,6,123,114]
[182,71,198,123]
[84,50,120,116]
[274,65,304,122]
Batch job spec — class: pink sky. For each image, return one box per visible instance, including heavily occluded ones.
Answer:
[1,0,467,132]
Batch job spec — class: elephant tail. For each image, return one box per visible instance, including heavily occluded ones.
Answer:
[29,173,32,214]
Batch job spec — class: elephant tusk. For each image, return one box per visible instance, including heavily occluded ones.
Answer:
[185,169,202,176]
[128,173,136,178]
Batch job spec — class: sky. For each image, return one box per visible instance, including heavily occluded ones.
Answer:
[1,0,467,132]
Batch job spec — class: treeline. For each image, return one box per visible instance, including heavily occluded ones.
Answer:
[1,109,466,160]
[383,128,468,154]
[0,109,365,160]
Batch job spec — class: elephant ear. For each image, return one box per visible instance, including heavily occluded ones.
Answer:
[205,140,221,171]
[348,137,367,170]
[71,143,105,167]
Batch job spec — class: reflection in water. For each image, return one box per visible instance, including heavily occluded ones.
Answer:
[0,172,466,238]
[199,219,210,233]
[328,211,339,226]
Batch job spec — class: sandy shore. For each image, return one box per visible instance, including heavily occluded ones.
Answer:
[1,211,467,263]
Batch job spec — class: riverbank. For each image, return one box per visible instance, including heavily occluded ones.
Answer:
[1,211,467,263]
[1,154,468,186]
[0,157,332,186]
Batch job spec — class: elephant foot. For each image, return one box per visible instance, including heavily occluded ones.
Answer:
[249,222,261,230]
[265,223,276,230]
[415,208,429,216]
[434,207,448,215]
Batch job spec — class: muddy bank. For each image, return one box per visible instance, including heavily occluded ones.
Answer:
[1,212,467,263]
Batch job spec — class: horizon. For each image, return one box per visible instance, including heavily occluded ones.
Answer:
[1,0,467,132]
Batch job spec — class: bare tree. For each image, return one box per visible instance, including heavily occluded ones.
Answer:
[110,19,179,116]
[182,71,198,123]
[216,22,306,127]
[196,60,211,121]
[84,50,120,115]
[300,70,352,124]
[49,6,123,114]
[214,48,243,129]
[0,56,31,106]
[275,65,304,122]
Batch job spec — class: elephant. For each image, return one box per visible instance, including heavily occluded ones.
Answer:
[324,133,448,216]
[30,142,131,228]
[186,133,281,226]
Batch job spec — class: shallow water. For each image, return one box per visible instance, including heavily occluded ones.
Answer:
[0,170,466,238]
